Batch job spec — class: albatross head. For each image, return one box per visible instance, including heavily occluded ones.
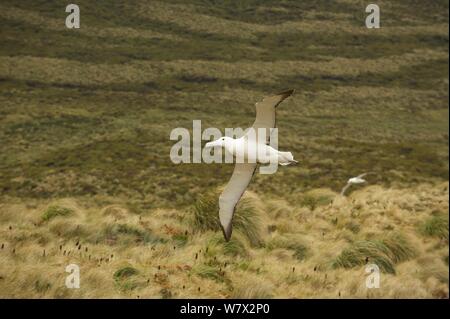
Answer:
[205,136,234,149]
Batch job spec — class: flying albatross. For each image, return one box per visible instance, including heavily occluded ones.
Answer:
[204,90,296,241]
[340,172,374,196]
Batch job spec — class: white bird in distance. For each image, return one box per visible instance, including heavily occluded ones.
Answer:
[340,172,375,196]
[204,90,296,241]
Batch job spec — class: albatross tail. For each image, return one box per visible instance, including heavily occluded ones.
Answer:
[278,151,298,166]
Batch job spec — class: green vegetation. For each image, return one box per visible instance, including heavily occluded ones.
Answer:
[207,234,249,257]
[42,205,73,221]
[34,279,52,293]
[113,266,142,291]
[332,233,416,274]
[96,223,165,245]
[192,190,262,246]
[113,266,139,280]
[298,192,333,211]
[266,236,309,261]
[0,0,447,299]
[419,213,449,240]
[344,221,361,234]
[192,264,225,283]
[230,278,274,299]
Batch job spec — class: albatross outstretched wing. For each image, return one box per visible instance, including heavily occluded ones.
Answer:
[340,183,351,196]
[356,172,375,179]
[219,163,257,241]
[245,89,294,144]
[219,90,294,241]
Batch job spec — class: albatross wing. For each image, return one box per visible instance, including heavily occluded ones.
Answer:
[219,163,257,241]
[340,183,351,196]
[246,89,294,144]
[357,172,375,179]
[218,90,294,241]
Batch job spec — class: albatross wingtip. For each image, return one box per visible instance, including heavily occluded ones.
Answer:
[275,89,295,99]
[221,224,232,242]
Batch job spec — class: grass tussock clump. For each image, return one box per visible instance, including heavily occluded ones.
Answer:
[192,264,225,283]
[113,266,139,280]
[92,223,164,245]
[419,213,449,240]
[230,275,274,299]
[41,205,73,222]
[266,235,309,261]
[332,233,416,274]
[49,220,87,239]
[34,279,52,293]
[192,190,262,246]
[101,205,129,219]
[207,234,249,258]
[382,233,417,264]
[297,189,335,211]
[344,221,361,234]
[113,266,142,291]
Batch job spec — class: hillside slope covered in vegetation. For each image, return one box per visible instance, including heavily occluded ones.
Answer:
[0,0,448,298]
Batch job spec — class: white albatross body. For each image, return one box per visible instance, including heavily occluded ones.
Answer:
[204,89,296,241]
[205,136,297,166]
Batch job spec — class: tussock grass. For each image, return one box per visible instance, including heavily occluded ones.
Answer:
[266,236,309,261]
[344,221,361,234]
[419,262,449,284]
[230,275,274,299]
[41,206,73,222]
[49,220,87,239]
[192,190,262,246]
[419,214,449,240]
[113,266,142,291]
[113,266,139,280]
[192,192,220,232]
[172,233,189,246]
[332,233,416,274]
[0,182,448,298]
[207,234,249,257]
[297,189,335,211]
[192,264,225,283]
[0,0,448,299]
[34,279,51,293]
[101,205,129,219]
[333,240,396,273]
[382,233,417,264]
[95,223,164,245]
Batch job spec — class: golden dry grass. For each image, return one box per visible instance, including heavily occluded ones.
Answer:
[0,183,448,298]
